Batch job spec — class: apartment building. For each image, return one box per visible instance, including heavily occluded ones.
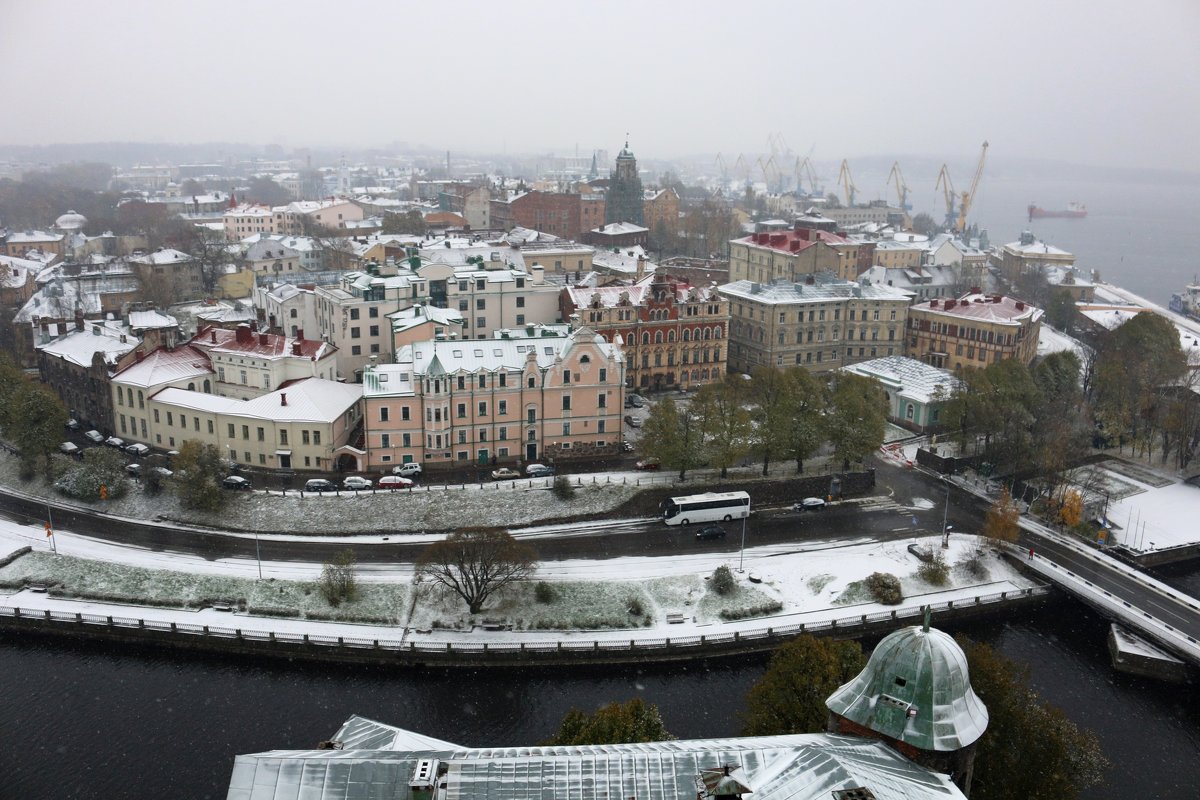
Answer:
[129,248,205,302]
[720,276,912,375]
[361,326,624,471]
[998,231,1075,282]
[145,378,362,472]
[729,226,863,284]
[243,234,326,276]
[191,324,338,400]
[223,199,364,241]
[905,293,1044,370]
[560,267,729,391]
[257,282,318,339]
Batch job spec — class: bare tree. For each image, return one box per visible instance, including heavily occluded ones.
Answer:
[416,528,538,614]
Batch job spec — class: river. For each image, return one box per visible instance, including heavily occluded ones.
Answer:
[4,588,1199,799]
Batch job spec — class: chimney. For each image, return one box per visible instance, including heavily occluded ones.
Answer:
[210,329,217,343]
[292,341,301,355]
[1016,301,1026,310]
[258,332,268,346]
[135,350,144,362]
[75,309,84,332]
[235,323,252,344]
[280,393,287,406]
[636,255,646,280]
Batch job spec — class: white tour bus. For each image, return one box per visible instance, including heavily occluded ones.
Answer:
[662,491,751,526]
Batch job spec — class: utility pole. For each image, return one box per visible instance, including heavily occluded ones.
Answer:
[46,502,58,557]
[941,486,951,548]
[254,529,263,580]
[738,513,748,572]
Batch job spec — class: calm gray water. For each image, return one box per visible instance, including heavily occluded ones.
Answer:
[3,594,1199,800]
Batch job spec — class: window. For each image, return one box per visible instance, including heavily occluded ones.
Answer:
[476,317,486,328]
[478,429,488,442]
[302,430,310,445]
[498,400,507,415]
[598,393,606,408]
[528,376,536,388]
[499,426,508,440]
[313,431,321,445]
[380,407,389,422]
[516,296,525,308]
[458,430,467,444]
[478,401,487,416]
[478,375,486,389]
[369,325,379,337]
[369,307,379,318]
[516,315,525,325]
[562,395,572,410]
[280,429,288,445]
[457,403,466,418]
[350,308,360,320]
[402,433,411,447]
[527,408,536,423]
[351,327,360,339]
[563,369,571,384]
[401,406,410,421]
[562,423,571,436]
[476,299,486,310]
[598,419,606,433]
[458,299,468,311]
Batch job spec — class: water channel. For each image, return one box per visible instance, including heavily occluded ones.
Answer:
[4,584,1199,799]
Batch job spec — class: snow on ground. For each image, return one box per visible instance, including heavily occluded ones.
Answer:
[1101,473,1200,552]
[0,504,1037,640]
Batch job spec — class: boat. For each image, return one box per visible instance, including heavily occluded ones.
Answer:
[1028,201,1087,221]
[1169,281,1200,322]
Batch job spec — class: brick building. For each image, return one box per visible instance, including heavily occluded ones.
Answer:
[561,263,729,391]
[905,293,1043,370]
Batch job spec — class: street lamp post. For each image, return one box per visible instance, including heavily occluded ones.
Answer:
[941,486,951,548]
[253,529,263,580]
[738,512,748,572]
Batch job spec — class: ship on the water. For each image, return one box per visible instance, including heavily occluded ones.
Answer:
[1028,201,1087,221]
[1169,281,1200,322]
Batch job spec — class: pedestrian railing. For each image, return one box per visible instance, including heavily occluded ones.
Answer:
[0,587,1047,661]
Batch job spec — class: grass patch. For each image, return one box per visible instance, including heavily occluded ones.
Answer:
[807,573,836,595]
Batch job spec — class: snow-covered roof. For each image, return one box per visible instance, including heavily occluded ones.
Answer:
[243,234,321,255]
[592,245,655,275]
[129,248,193,266]
[719,277,911,306]
[566,272,719,309]
[1036,324,1090,362]
[228,721,966,800]
[196,304,257,324]
[736,228,850,253]
[911,294,1043,326]
[128,310,178,331]
[15,279,102,322]
[111,345,213,389]
[36,325,136,368]
[590,221,649,236]
[6,229,63,243]
[196,325,332,361]
[224,204,273,218]
[1002,239,1072,257]
[387,303,464,333]
[0,254,41,288]
[152,378,360,423]
[841,356,960,405]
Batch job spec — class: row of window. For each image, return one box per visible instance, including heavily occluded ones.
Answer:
[631,347,719,369]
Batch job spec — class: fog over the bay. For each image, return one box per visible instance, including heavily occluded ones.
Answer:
[2,0,1197,172]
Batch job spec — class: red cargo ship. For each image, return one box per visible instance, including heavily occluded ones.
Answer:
[1028,201,1087,221]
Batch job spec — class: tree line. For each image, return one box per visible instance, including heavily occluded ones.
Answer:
[639,366,889,480]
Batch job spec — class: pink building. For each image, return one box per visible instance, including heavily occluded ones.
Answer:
[361,326,624,471]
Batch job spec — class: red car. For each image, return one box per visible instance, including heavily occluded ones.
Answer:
[635,458,661,471]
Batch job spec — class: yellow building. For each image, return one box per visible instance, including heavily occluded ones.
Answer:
[905,293,1043,371]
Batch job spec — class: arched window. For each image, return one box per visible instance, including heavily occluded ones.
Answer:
[714,327,722,339]
[906,403,915,420]
[683,328,691,342]
[641,332,649,345]
[703,328,712,340]
[654,331,663,344]
[187,382,195,391]
[202,380,211,393]
[667,329,675,343]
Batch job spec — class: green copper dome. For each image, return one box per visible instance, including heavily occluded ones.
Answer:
[825,624,988,752]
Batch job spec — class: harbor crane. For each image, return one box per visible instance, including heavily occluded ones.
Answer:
[956,141,989,233]
[795,156,821,196]
[837,159,857,207]
[758,155,782,193]
[715,153,729,183]
[935,164,958,231]
[887,162,910,210]
[734,154,751,183]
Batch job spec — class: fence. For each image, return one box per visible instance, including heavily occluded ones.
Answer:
[0,587,1048,666]
[273,472,689,498]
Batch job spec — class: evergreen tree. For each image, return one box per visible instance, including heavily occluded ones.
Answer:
[545,698,673,746]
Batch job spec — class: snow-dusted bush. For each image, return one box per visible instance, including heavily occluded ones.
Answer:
[54,448,128,501]
[865,572,904,605]
[711,565,736,596]
[719,601,783,620]
[535,581,557,603]
[917,553,950,585]
[552,475,576,501]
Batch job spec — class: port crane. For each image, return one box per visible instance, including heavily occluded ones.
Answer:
[956,141,989,233]
[757,155,782,194]
[715,153,729,184]
[934,164,958,231]
[837,159,857,207]
[795,156,820,196]
[886,162,910,210]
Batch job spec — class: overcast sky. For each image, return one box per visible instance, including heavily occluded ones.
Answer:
[3,0,1197,172]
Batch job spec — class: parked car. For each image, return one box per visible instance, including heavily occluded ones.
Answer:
[391,462,423,478]
[695,525,726,540]
[621,440,635,453]
[84,430,104,443]
[150,467,173,479]
[125,443,150,457]
[222,475,252,491]
[125,463,142,477]
[491,467,521,480]
[65,418,80,430]
[343,476,373,490]
[104,436,125,449]
[527,465,556,478]
[59,442,80,455]
[304,479,336,492]
[523,463,549,476]
[624,395,645,408]
[624,415,642,428]
[635,457,661,471]
[795,497,827,511]
[378,475,413,489]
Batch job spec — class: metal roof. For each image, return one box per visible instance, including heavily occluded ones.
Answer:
[226,724,966,800]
